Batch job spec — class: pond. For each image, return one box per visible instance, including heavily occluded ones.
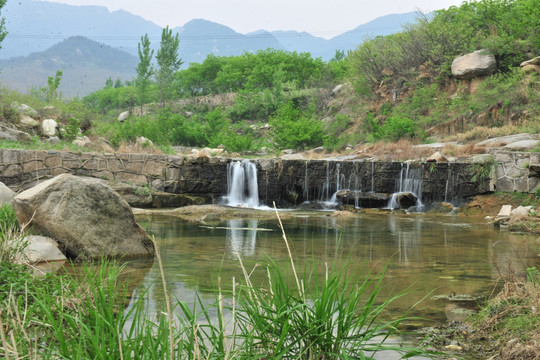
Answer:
[129,209,539,332]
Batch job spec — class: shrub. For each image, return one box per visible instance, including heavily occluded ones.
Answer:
[62,117,81,141]
[381,115,419,141]
[270,102,325,150]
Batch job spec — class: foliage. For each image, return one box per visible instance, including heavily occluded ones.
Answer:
[96,107,257,152]
[0,227,430,359]
[83,86,138,113]
[0,204,26,263]
[348,0,540,88]
[470,157,495,182]
[469,266,540,355]
[175,50,329,96]
[0,0,6,55]
[62,117,80,141]
[0,204,18,231]
[381,115,420,142]
[270,102,325,150]
[136,34,154,112]
[238,261,423,358]
[0,102,20,124]
[46,70,63,102]
[156,26,182,106]
[323,113,352,151]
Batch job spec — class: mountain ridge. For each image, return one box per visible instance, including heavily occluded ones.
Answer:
[0,0,421,96]
[0,36,138,97]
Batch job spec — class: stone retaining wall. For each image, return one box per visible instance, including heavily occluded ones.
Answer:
[0,149,523,207]
[0,149,229,202]
[492,151,540,193]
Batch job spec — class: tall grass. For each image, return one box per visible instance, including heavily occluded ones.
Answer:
[0,204,28,263]
[0,209,432,359]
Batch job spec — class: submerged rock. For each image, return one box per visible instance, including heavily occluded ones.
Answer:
[12,174,154,260]
[391,192,418,209]
[336,190,391,208]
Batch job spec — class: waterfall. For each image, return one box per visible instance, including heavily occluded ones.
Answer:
[320,162,331,201]
[318,162,344,206]
[370,161,375,192]
[226,160,259,208]
[328,163,342,204]
[303,161,309,202]
[388,162,424,211]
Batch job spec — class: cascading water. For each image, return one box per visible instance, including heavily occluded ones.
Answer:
[226,160,259,208]
[370,161,375,192]
[303,161,309,202]
[388,162,424,211]
[318,162,346,206]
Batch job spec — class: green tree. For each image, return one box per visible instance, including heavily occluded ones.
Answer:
[113,78,124,88]
[104,77,114,88]
[136,34,154,112]
[0,0,7,55]
[47,70,63,102]
[156,27,182,106]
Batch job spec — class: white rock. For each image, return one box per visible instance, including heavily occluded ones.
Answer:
[426,151,448,163]
[118,111,130,122]
[13,103,38,117]
[136,136,153,146]
[331,84,345,96]
[511,206,532,218]
[520,56,540,67]
[20,115,40,128]
[18,235,67,263]
[73,136,91,147]
[503,140,540,151]
[497,205,512,218]
[451,49,497,79]
[46,136,61,144]
[475,133,538,148]
[41,119,58,137]
[0,182,16,205]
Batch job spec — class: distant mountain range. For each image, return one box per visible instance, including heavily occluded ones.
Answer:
[0,0,421,96]
[0,36,138,97]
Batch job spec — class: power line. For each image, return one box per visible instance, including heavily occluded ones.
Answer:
[6,25,404,41]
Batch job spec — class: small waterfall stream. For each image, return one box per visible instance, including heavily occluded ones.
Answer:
[388,162,424,210]
[226,160,259,208]
[221,158,466,211]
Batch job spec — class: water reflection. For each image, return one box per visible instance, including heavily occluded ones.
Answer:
[134,212,540,327]
[226,219,258,257]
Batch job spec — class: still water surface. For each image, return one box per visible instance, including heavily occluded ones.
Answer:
[131,210,540,329]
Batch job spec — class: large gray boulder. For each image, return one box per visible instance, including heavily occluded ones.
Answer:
[0,182,16,205]
[13,103,39,117]
[12,174,154,260]
[451,49,497,79]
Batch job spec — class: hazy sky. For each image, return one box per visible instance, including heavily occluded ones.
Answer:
[39,0,465,38]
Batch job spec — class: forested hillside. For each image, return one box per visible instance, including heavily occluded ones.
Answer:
[1,0,539,156]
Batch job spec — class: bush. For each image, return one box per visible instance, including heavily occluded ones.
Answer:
[382,116,419,142]
[62,117,81,141]
[270,102,325,150]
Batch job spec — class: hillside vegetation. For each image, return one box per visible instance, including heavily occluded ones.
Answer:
[0,0,539,155]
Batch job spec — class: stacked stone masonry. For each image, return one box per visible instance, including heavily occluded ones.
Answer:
[0,149,512,207]
[493,151,540,193]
